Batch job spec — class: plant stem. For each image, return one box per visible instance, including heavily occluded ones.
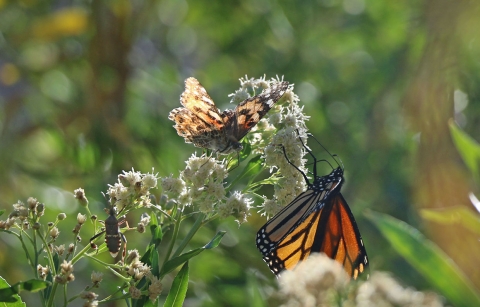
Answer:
[172,212,205,258]
[163,208,183,264]
[47,282,58,307]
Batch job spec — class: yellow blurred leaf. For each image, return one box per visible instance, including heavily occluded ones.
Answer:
[32,8,88,41]
[420,206,480,235]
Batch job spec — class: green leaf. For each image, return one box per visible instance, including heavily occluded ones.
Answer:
[160,231,225,277]
[0,278,48,303]
[449,119,480,181]
[239,141,252,161]
[141,244,155,266]
[151,247,160,277]
[150,211,159,227]
[0,277,20,303]
[420,207,480,235]
[249,177,279,189]
[204,231,226,249]
[0,210,5,217]
[228,155,264,189]
[18,280,49,292]
[150,224,163,247]
[160,247,202,278]
[245,155,264,186]
[163,262,189,307]
[53,253,60,272]
[366,210,480,307]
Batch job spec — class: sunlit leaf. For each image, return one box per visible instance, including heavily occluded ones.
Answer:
[203,231,226,249]
[18,280,49,292]
[0,277,22,304]
[163,262,189,307]
[228,155,264,189]
[420,207,480,235]
[0,278,48,303]
[449,119,480,182]
[366,210,480,307]
[149,212,163,247]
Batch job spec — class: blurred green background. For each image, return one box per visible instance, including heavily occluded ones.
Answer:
[0,0,479,306]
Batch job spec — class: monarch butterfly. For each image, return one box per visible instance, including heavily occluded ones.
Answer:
[256,135,368,279]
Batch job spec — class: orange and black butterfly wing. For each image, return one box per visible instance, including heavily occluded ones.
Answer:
[257,189,326,275]
[262,207,323,273]
[227,81,289,141]
[256,168,343,266]
[313,193,368,279]
[257,166,368,279]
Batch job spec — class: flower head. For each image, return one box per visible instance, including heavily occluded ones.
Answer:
[217,191,253,225]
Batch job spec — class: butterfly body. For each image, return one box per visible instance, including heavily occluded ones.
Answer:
[169,77,289,154]
[256,143,368,279]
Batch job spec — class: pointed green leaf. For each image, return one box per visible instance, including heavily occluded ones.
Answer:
[163,262,189,307]
[366,210,480,307]
[19,280,49,292]
[151,247,160,277]
[149,225,163,247]
[0,277,47,304]
[141,244,155,266]
[249,177,280,189]
[204,231,226,249]
[449,119,480,181]
[150,212,158,226]
[228,155,264,189]
[238,155,263,184]
[160,248,202,278]
[239,142,252,161]
[160,231,225,277]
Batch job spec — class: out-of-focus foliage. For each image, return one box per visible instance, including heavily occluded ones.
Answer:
[1,0,480,306]
[449,119,480,183]
[367,210,480,307]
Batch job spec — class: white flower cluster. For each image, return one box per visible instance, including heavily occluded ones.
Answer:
[106,168,158,211]
[161,153,252,224]
[278,253,445,307]
[278,253,349,307]
[217,191,253,224]
[238,76,310,218]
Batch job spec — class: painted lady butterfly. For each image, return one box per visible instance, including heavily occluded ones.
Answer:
[169,77,289,154]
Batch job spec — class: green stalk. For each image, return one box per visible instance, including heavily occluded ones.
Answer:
[172,212,205,258]
[163,208,183,263]
[46,282,58,307]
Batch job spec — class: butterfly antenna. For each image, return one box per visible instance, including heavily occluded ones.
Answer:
[306,133,342,170]
[304,158,334,172]
[331,153,344,170]
[280,145,310,185]
[295,130,321,177]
